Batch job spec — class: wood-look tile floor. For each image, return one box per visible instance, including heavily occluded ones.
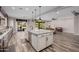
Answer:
[7,32,79,52]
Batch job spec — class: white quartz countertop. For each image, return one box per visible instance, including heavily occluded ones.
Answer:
[28,29,52,35]
[0,28,12,40]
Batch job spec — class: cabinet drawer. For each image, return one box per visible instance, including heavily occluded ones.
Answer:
[37,34,45,37]
[45,33,53,36]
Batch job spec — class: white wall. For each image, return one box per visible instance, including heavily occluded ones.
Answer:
[74,15,79,35]
[8,18,14,27]
[8,17,16,33]
[27,20,35,30]
[50,17,74,33]
[40,7,75,34]
[0,12,4,18]
[41,16,74,34]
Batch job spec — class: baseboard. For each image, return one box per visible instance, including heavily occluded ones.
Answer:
[63,32,79,36]
[74,34,79,35]
[63,32,74,35]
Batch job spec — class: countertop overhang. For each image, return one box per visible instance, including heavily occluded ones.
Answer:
[28,29,53,35]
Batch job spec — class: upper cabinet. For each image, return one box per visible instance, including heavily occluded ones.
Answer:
[0,16,5,26]
[0,7,8,27]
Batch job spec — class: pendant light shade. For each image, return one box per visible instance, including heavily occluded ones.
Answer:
[34,9,37,21]
[39,6,42,20]
[32,11,34,21]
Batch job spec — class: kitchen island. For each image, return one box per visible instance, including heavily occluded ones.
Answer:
[27,29,53,51]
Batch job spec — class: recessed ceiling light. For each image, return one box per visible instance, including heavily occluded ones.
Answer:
[11,7,15,10]
[19,8,23,10]
[56,11,59,14]
[25,8,29,11]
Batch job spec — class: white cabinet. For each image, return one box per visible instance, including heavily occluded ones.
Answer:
[25,29,32,42]
[31,34,38,50]
[31,32,53,51]
[46,33,53,46]
[37,34,46,51]
[25,31,29,41]
[0,28,13,48]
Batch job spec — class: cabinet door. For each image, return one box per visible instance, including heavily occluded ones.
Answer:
[47,33,53,46]
[25,30,28,41]
[31,34,38,50]
[38,34,46,51]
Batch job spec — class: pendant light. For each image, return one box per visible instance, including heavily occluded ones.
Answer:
[34,9,37,21]
[39,6,42,20]
[32,11,33,20]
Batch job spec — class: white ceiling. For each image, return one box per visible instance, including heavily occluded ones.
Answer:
[40,6,79,21]
[2,6,79,20]
[2,6,58,19]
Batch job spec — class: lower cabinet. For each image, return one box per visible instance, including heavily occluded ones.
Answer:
[46,33,53,47]
[3,28,13,47]
[31,32,53,51]
[0,28,13,49]
[37,35,46,51]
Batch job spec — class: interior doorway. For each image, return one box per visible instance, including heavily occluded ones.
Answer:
[16,19,27,31]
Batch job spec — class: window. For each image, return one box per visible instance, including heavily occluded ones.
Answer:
[35,20,45,29]
[16,19,27,31]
